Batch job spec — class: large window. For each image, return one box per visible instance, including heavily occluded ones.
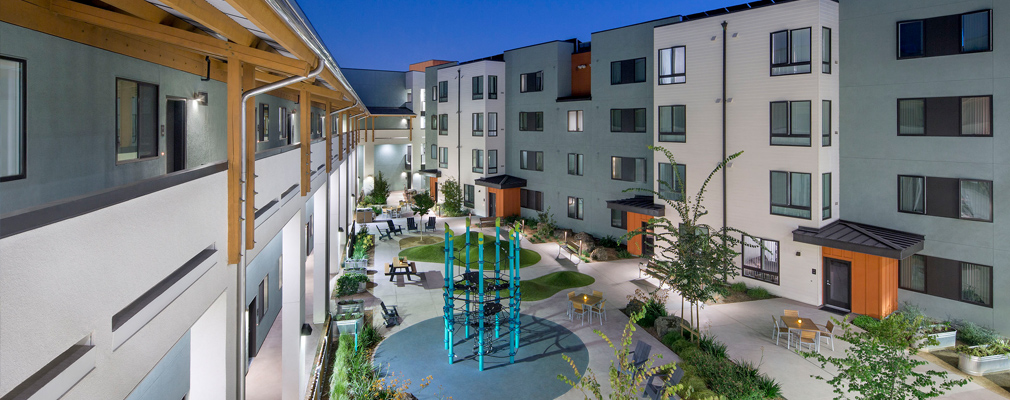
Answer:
[611,108,646,133]
[899,175,992,221]
[822,27,832,73]
[899,255,926,292]
[520,189,543,211]
[488,75,498,99]
[1,56,26,180]
[898,96,991,136]
[520,71,543,93]
[611,209,627,229]
[431,85,437,101]
[439,114,448,135]
[431,115,438,131]
[464,184,475,208]
[519,111,543,131]
[520,150,544,171]
[658,105,686,142]
[256,103,269,142]
[961,262,992,307]
[898,175,926,214]
[472,149,483,173]
[658,46,686,84]
[960,179,993,221]
[116,78,159,162]
[770,101,811,146]
[438,81,448,102]
[822,100,831,146]
[567,110,584,132]
[770,171,811,219]
[770,27,811,76]
[898,10,991,59]
[472,113,483,136]
[439,147,448,168]
[742,236,780,285]
[567,197,584,220]
[611,58,646,85]
[568,153,584,176]
[611,157,646,183]
[472,76,483,100]
[822,173,832,219]
[487,112,498,136]
[431,144,437,160]
[658,163,685,202]
[488,150,498,174]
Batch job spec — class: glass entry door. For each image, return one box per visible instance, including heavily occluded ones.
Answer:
[823,258,851,311]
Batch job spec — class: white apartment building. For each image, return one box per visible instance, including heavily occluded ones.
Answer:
[433,58,506,216]
[653,0,840,308]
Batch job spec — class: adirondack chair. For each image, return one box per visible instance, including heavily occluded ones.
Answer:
[644,365,685,400]
[380,301,401,327]
[406,217,420,232]
[376,227,392,241]
[619,340,652,380]
[423,216,436,233]
[384,219,404,236]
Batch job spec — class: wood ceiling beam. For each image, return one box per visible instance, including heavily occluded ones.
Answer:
[156,0,259,47]
[219,0,315,61]
[254,71,347,102]
[49,0,310,76]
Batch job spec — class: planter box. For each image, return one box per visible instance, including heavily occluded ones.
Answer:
[334,315,363,336]
[920,328,957,351]
[958,346,1010,376]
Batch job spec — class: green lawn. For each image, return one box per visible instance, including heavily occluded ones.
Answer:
[397,232,541,269]
[520,271,596,301]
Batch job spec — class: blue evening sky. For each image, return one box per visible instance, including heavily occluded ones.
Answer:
[299,0,753,71]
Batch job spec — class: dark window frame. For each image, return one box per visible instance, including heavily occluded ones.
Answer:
[519,111,544,132]
[770,27,812,76]
[658,46,686,85]
[742,236,781,285]
[769,100,812,146]
[567,196,584,220]
[567,153,584,176]
[439,114,448,135]
[897,96,993,137]
[438,81,448,102]
[487,149,498,174]
[610,57,647,85]
[897,20,925,59]
[822,172,832,220]
[115,77,161,164]
[438,146,448,168]
[770,170,812,219]
[822,100,831,146]
[567,110,584,132]
[520,71,543,93]
[611,156,646,183]
[897,10,993,60]
[898,255,927,293]
[896,97,926,136]
[959,178,993,222]
[488,75,498,99]
[487,112,498,136]
[464,184,475,208]
[822,27,832,74]
[431,85,437,101]
[959,261,993,308]
[472,149,483,173]
[472,76,483,100]
[430,144,437,160]
[610,108,647,133]
[472,112,483,136]
[611,209,627,229]
[1,55,27,181]
[658,105,686,142]
[658,162,686,202]
[897,174,927,215]
[520,189,544,211]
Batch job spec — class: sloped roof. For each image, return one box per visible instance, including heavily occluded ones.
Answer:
[474,175,527,189]
[793,220,925,259]
[606,195,665,217]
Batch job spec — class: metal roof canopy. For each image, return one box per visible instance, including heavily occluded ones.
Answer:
[366,106,415,116]
[793,220,924,260]
[605,195,665,217]
[474,175,527,190]
[417,169,441,178]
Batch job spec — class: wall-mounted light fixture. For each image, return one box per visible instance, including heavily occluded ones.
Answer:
[300,323,313,336]
[193,91,208,106]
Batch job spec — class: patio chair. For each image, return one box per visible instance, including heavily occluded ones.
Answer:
[620,340,652,380]
[797,330,818,352]
[589,299,606,325]
[644,366,685,400]
[376,227,392,241]
[818,320,836,351]
[384,219,404,236]
[771,316,791,347]
[423,216,436,233]
[567,292,578,319]
[592,290,602,297]
[406,217,420,233]
[572,302,587,326]
[784,309,799,317]
[380,302,401,327]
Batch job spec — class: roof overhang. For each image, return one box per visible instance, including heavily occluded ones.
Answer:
[366,106,415,116]
[417,169,441,178]
[606,196,665,217]
[474,175,527,190]
[792,220,925,260]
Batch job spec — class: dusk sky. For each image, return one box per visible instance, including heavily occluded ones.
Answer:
[299,0,753,71]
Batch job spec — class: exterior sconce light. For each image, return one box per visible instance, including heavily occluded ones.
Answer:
[193,91,208,106]
[300,323,313,336]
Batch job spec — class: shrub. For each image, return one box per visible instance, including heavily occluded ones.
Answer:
[949,319,1001,346]
[729,282,747,293]
[746,287,770,300]
[336,273,369,297]
[698,335,728,359]
[441,177,464,216]
[359,323,382,349]
[851,315,880,331]
[616,249,633,259]
[368,171,390,205]
[329,334,355,400]
[626,289,668,328]
[597,235,621,249]
[535,207,557,238]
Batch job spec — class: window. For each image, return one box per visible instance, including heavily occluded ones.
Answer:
[256,103,269,142]
[488,150,497,174]
[961,96,992,136]
[488,75,498,99]
[822,27,831,73]
[420,89,425,111]
[658,163,685,202]
[278,107,288,140]
[520,150,544,171]
[472,76,483,100]
[898,175,926,214]
[770,101,811,146]
[567,153,584,176]
[611,209,627,229]
[407,89,413,103]
[1,56,26,180]
[771,27,811,76]
[472,149,483,173]
[822,100,831,146]
[116,78,159,162]
[438,81,448,102]
[431,115,438,131]
[439,114,448,135]
[658,46,686,84]
[898,11,991,59]
[611,108,646,133]
[472,113,483,136]
[464,184,475,208]
[439,147,448,168]
[567,110,584,132]
[961,262,992,307]
[431,85,437,101]
[520,189,543,211]
[658,105,686,142]
[487,112,498,136]
[742,236,779,285]
[420,115,426,129]
[897,98,925,135]
[611,157,646,183]
[519,111,543,131]
[899,255,926,292]
[611,58,646,84]
[567,197,584,220]
[960,179,992,221]
[520,71,543,93]
[822,173,832,219]
[898,96,991,136]
[430,144,437,160]
[770,171,811,219]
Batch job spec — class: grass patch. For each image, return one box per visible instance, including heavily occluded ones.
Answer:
[398,232,541,269]
[398,235,443,249]
[520,271,595,301]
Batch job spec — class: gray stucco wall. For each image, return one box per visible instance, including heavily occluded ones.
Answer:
[424,62,457,174]
[373,144,410,191]
[0,23,228,214]
[839,0,1007,334]
[246,231,283,353]
[124,331,190,400]
[252,94,300,152]
[343,68,408,108]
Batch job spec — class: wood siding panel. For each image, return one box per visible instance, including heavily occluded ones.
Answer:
[626,212,652,256]
[571,52,591,97]
[824,247,899,318]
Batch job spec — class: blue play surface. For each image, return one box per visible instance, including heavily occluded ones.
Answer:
[373,313,589,399]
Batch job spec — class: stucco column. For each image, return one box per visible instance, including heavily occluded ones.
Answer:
[281,209,306,400]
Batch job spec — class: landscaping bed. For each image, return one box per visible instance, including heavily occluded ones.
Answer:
[705,282,776,305]
[397,231,541,268]
[397,235,442,249]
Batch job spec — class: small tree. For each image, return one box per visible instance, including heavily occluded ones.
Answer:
[441,177,464,217]
[804,313,969,400]
[411,191,435,237]
[369,171,390,205]
[627,146,750,335]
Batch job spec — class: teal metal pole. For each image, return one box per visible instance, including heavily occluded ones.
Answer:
[478,232,485,371]
[445,226,455,363]
[514,230,522,358]
[494,218,501,339]
[509,227,517,364]
[464,218,471,338]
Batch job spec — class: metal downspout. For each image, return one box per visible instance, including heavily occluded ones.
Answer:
[721,21,728,232]
[456,68,462,188]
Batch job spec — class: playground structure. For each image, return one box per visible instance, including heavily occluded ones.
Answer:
[442,217,522,371]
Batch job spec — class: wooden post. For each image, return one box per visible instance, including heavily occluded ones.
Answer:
[226,57,242,264]
[371,116,375,142]
[300,89,311,195]
[243,62,256,250]
[338,111,344,162]
[408,116,413,141]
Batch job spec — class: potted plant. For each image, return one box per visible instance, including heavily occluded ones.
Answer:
[956,341,1010,376]
[919,322,957,351]
[334,310,364,336]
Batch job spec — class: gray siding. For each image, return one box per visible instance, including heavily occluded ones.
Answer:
[124,331,190,400]
[342,68,408,108]
[245,231,283,353]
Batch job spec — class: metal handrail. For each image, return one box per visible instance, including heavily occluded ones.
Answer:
[303,313,332,400]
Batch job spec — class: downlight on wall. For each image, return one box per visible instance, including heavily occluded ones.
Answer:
[193,91,208,106]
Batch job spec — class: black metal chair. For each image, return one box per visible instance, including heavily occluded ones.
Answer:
[644,365,685,399]
[423,216,436,233]
[384,219,404,236]
[380,301,400,327]
[406,217,420,233]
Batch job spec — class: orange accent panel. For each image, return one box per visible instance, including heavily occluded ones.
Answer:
[822,247,899,319]
[571,51,591,97]
[486,187,520,218]
[429,177,438,202]
[625,212,652,256]
[409,60,453,72]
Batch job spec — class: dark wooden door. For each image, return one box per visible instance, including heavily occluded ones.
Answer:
[488,192,496,217]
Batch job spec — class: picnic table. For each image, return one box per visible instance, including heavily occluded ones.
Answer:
[384,259,417,282]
